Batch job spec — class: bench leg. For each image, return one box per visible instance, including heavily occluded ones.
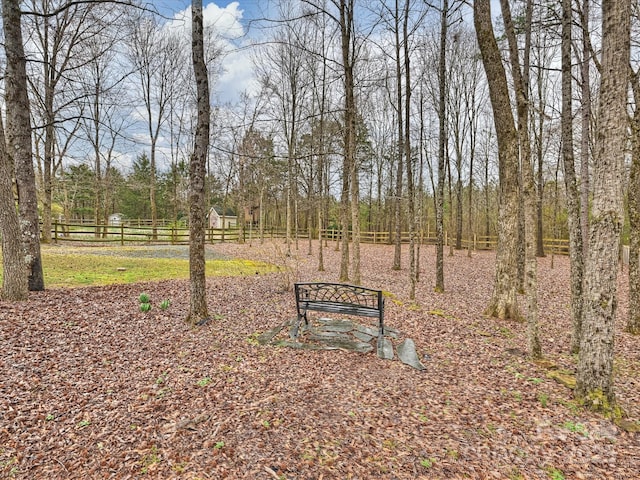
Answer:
[291,312,308,339]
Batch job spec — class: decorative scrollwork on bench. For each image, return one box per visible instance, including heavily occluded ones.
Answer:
[293,282,385,339]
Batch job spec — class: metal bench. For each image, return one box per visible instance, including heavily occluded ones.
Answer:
[293,282,385,340]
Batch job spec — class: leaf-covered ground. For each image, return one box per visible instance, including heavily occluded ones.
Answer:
[1,241,638,479]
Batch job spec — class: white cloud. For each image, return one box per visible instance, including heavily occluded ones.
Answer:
[163,2,254,103]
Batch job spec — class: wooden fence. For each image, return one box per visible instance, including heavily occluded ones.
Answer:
[48,221,570,255]
[49,222,292,245]
[320,229,569,255]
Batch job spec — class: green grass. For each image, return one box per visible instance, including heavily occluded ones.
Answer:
[0,246,276,288]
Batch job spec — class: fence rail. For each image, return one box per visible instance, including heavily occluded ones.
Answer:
[319,229,569,255]
[46,222,572,256]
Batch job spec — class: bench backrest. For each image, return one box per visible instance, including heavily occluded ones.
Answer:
[294,282,384,319]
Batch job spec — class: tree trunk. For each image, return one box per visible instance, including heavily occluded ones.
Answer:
[500,0,539,357]
[403,0,416,299]
[3,0,45,291]
[580,0,591,257]
[341,0,360,284]
[186,0,210,326]
[435,0,448,293]
[576,0,630,413]
[0,111,28,300]
[628,72,640,335]
[474,0,519,320]
[392,0,403,272]
[562,0,585,354]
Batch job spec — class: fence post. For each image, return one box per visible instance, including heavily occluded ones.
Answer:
[53,221,58,244]
[120,224,124,246]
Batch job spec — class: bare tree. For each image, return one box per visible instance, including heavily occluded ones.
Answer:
[27,0,97,243]
[474,0,520,320]
[561,0,585,354]
[127,14,179,239]
[186,0,210,326]
[435,0,449,293]
[500,0,540,357]
[79,34,130,235]
[3,0,45,291]
[256,1,311,255]
[576,0,630,413]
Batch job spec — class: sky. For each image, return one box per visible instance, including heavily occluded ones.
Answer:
[154,1,263,103]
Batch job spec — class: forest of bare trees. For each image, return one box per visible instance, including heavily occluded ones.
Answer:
[0,0,638,414]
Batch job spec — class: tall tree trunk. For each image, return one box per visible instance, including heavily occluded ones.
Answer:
[150,144,158,239]
[339,152,350,281]
[562,0,585,354]
[341,0,360,284]
[435,0,448,293]
[403,0,416,299]
[186,0,210,326]
[580,0,591,257]
[0,111,28,300]
[628,71,640,335]
[392,0,403,272]
[3,0,45,291]
[500,0,540,357]
[535,61,546,258]
[474,0,520,320]
[576,0,630,413]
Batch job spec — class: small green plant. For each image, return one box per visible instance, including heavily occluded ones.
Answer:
[77,419,91,428]
[197,377,212,387]
[159,299,171,310]
[538,393,549,408]
[508,467,525,480]
[139,293,150,303]
[45,413,55,421]
[214,441,225,450]
[420,458,435,468]
[155,372,168,385]
[382,438,398,450]
[546,467,565,480]
[446,449,460,460]
[140,302,151,312]
[140,445,161,474]
[499,326,514,338]
[562,421,588,436]
[261,420,271,429]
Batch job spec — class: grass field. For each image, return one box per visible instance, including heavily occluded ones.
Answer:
[0,245,275,288]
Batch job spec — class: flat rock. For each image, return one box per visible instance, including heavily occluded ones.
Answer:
[308,331,352,341]
[354,324,379,337]
[257,324,286,345]
[327,337,373,353]
[377,336,394,360]
[353,331,374,343]
[382,326,400,339]
[316,323,355,333]
[397,338,425,370]
[273,340,330,350]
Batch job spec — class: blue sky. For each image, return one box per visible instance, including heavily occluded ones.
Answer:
[150,0,265,24]
[150,1,261,103]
